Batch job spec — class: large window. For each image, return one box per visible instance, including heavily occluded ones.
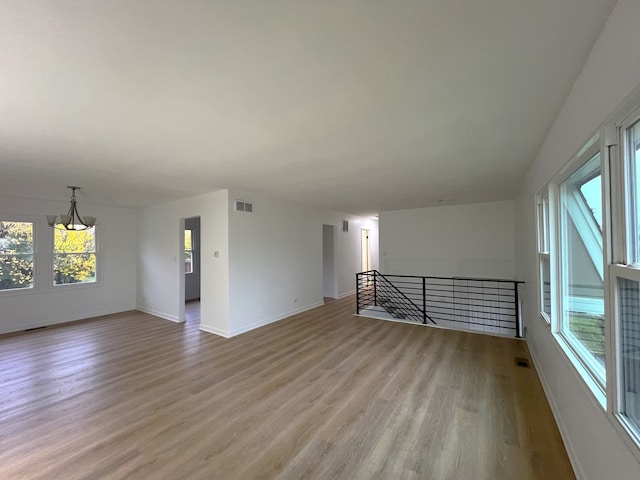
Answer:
[613,113,640,444]
[0,221,34,291]
[53,227,97,285]
[535,95,640,452]
[559,151,605,385]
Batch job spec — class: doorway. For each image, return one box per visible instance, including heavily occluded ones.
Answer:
[323,224,337,300]
[361,228,371,272]
[180,216,201,326]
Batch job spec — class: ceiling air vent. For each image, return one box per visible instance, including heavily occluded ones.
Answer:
[235,200,253,213]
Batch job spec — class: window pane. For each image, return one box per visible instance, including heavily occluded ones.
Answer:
[580,176,602,230]
[618,277,640,434]
[0,221,33,254]
[185,251,193,274]
[0,222,34,291]
[541,256,551,319]
[560,153,605,382]
[54,228,96,253]
[185,229,194,274]
[53,253,96,285]
[543,195,550,252]
[628,120,640,264]
[53,227,96,285]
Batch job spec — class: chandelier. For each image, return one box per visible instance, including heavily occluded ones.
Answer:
[47,186,96,231]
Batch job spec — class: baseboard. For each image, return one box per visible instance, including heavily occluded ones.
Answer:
[338,289,356,299]
[0,305,137,336]
[199,323,230,338]
[528,341,586,480]
[228,301,325,337]
[136,306,180,323]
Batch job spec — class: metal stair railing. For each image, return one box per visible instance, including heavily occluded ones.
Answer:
[356,270,523,338]
[356,270,435,325]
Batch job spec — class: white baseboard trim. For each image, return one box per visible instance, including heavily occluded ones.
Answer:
[0,305,137,336]
[528,341,586,480]
[199,323,230,338]
[228,301,325,337]
[136,306,180,323]
[339,289,356,299]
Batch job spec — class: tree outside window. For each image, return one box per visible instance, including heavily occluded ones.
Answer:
[53,227,97,285]
[0,221,34,291]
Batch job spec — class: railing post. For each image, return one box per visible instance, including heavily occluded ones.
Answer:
[515,282,521,338]
[373,271,377,306]
[422,277,427,324]
[356,273,360,315]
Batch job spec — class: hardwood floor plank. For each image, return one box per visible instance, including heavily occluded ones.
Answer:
[0,297,574,479]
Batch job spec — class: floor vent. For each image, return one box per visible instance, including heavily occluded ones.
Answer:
[25,326,46,332]
[514,357,530,368]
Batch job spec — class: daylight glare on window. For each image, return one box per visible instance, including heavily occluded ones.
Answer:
[580,175,602,230]
[185,229,193,274]
[560,153,605,384]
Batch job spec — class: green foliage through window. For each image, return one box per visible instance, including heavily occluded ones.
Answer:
[54,228,97,285]
[0,221,34,291]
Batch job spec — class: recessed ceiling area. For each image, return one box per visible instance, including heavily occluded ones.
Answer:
[0,0,617,213]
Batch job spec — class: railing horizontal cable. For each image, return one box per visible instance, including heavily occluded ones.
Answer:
[356,270,523,337]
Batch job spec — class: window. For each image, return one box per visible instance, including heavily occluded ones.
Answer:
[559,151,605,386]
[612,113,640,443]
[537,192,551,321]
[617,276,640,440]
[626,118,640,265]
[0,221,34,291]
[53,227,97,285]
[536,95,640,452]
[185,229,194,274]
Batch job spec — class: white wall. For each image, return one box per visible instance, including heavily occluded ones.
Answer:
[320,212,379,298]
[515,0,640,478]
[228,191,323,336]
[0,194,137,334]
[226,190,379,336]
[322,224,337,298]
[184,216,201,300]
[137,190,229,336]
[379,201,515,279]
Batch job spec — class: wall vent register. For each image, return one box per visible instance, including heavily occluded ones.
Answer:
[235,200,253,213]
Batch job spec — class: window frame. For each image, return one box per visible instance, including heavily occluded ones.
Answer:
[608,106,640,451]
[536,189,552,324]
[552,139,607,393]
[0,217,37,295]
[51,224,100,289]
[534,88,640,459]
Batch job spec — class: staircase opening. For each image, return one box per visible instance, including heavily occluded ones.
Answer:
[356,270,523,338]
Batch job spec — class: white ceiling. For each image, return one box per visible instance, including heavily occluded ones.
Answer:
[0,0,617,214]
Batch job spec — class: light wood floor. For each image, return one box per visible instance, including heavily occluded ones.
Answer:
[0,296,574,479]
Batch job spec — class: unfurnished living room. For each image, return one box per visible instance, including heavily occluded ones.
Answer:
[1,1,640,479]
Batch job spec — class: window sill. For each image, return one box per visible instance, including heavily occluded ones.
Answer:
[51,281,102,291]
[552,331,606,410]
[0,287,39,298]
